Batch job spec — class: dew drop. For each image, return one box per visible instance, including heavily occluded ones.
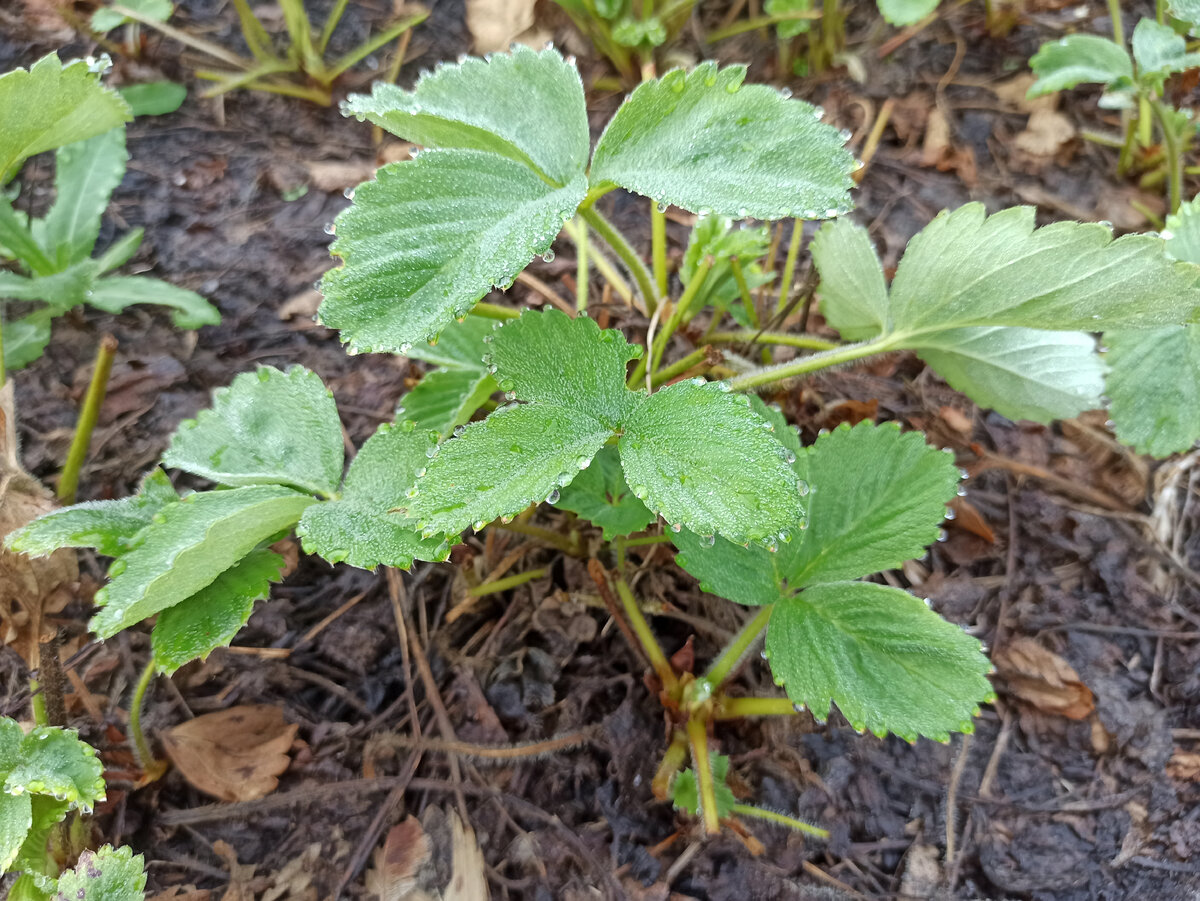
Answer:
[699,533,715,547]
[425,446,439,458]
[944,507,956,521]
[812,105,825,119]
[936,528,949,542]
[797,480,810,497]
[453,425,467,438]
[546,489,561,504]
[343,187,355,200]
[633,485,649,499]
[779,86,793,98]
[671,522,683,532]
[399,342,413,355]
[473,520,487,531]
[542,250,556,262]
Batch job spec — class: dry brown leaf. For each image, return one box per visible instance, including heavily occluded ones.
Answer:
[898,843,942,899]
[213,840,259,901]
[366,816,433,901]
[162,705,298,801]
[948,497,995,544]
[261,841,326,901]
[367,809,487,901]
[443,811,488,901]
[1167,749,1200,783]
[304,159,379,193]
[994,638,1094,720]
[465,0,536,53]
[146,888,212,901]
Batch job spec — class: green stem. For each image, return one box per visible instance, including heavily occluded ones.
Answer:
[775,219,804,316]
[729,334,901,391]
[651,730,690,799]
[317,0,350,54]
[686,717,720,834]
[494,521,582,555]
[706,10,820,41]
[326,10,429,81]
[30,679,47,725]
[470,301,521,321]
[651,200,669,297]
[704,605,773,689]
[565,218,632,304]
[469,567,548,596]
[649,346,711,389]
[648,257,713,374]
[729,257,759,329]
[579,206,659,317]
[712,695,797,719]
[1150,99,1184,213]
[1107,0,1124,45]
[709,330,839,351]
[576,218,590,311]
[128,657,157,770]
[614,574,677,693]
[731,804,829,839]
[0,314,6,390]
[57,335,117,504]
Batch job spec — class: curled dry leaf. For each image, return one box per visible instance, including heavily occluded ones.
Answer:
[162,704,298,801]
[465,0,536,53]
[367,808,488,901]
[993,638,1095,720]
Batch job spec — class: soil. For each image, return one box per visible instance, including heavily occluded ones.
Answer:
[3,0,1200,899]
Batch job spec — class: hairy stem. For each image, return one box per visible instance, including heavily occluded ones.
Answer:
[1107,0,1124,45]
[709,330,838,351]
[1150,99,1184,213]
[129,657,158,771]
[613,574,678,693]
[469,567,548,596]
[649,346,713,389]
[775,219,804,316]
[651,200,669,297]
[729,334,900,391]
[494,520,582,555]
[579,206,659,317]
[651,730,690,799]
[575,218,590,310]
[58,335,117,504]
[731,803,829,838]
[729,257,760,328]
[470,301,521,321]
[686,717,720,833]
[704,605,773,689]
[712,695,797,719]
[647,256,712,375]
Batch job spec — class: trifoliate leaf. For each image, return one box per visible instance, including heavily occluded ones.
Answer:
[909,327,1105,424]
[1104,326,1200,456]
[590,62,855,220]
[0,54,131,183]
[671,754,737,819]
[297,422,454,569]
[764,0,812,38]
[612,15,667,46]
[40,127,126,265]
[163,366,343,497]
[319,150,586,351]
[618,380,804,545]
[0,791,31,873]
[341,46,588,185]
[673,529,785,607]
[1027,34,1133,97]
[90,486,315,639]
[86,276,220,329]
[151,548,284,674]
[4,727,105,813]
[876,0,939,26]
[403,315,495,370]
[1131,18,1200,86]
[399,368,498,438]
[6,469,178,558]
[766,581,993,741]
[486,309,642,426]
[811,217,889,341]
[402,404,612,535]
[887,204,1200,335]
[788,422,959,586]
[556,445,655,540]
[681,215,771,314]
[55,845,147,901]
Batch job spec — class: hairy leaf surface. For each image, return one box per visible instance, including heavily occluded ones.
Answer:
[151,549,284,673]
[877,0,940,25]
[556,445,655,539]
[1104,326,1200,455]
[90,486,314,638]
[811,217,889,340]
[590,62,855,219]
[0,791,30,873]
[41,127,126,264]
[3,726,105,812]
[910,327,1105,423]
[55,845,147,901]
[671,755,737,818]
[766,581,993,741]
[297,422,453,569]
[673,529,784,607]
[320,150,585,350]
[0,54,131,183]
[399,368,497,437]
[342,46,588,184]
[619,380,803,545]
[403,404,611,535]
[1131,18,1200,83]
[486,308,642,425]
[163,366,343,497]
[1027,34,1132,96]
[403,315,495,369]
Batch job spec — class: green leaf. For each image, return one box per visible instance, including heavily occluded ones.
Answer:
[908,327,1105,424]
[342,46,588,185]
[764,0,812,38]
[0,260,98,307]
[618,379,804,546]
[94,228,143,274]
[788,421,958,585]
[41,128,127,265]
[1165,195,1200,264]
[117,80,187,117]
[85,276,220,328]
[887,204,1200,336]
[402,403,612,535]
[319,150,586,351]
[6,469,178,558]
[4,727,105,813]
[403,315,495,369]
[1028,34,1133,97]
[876,0,939,26]
[681,214,771,314]
[14,795,69,890]
[151,548,284,674]
[556,445,655,540]
[811,217,889,341]
[612,16,667,46]
[1131,18,1200,85]
[90,485,315,639]
[1104,326,1200,456]
[748,394,802,459]
[398,368,497,438]
[766,581,993,741]
[589,62,855,220]
[163,366,344,497]
[0,792,32,873]
[485,309,642,426]
[1172,0,1200,33]
[3,310,53,371]
[54,845,147,901]
[0,718,22,773]
[93,0,171,31]
[671,754,737,819]
[673,529,783,607]
[297,422,454,569]
[0,54,131,183]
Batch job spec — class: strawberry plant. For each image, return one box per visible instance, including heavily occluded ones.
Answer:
[10,46,1200,842]
[0,55,219,373]
[0,717,146,901]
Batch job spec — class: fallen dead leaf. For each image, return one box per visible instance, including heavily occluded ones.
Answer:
[994,638,1095,720]
[898,842,942,899]
[367,816,433,901]
[465,0,535,52]
[213,840,261,901]
[1167,749,1200,782]
[277,290,323,327]
[442,809,488,901]
[304,158,379,193]
[367,809,488,901]
[261,840,334,901]
[948,497,995,544]
[146,888,212,901]
[162,705,298,801]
